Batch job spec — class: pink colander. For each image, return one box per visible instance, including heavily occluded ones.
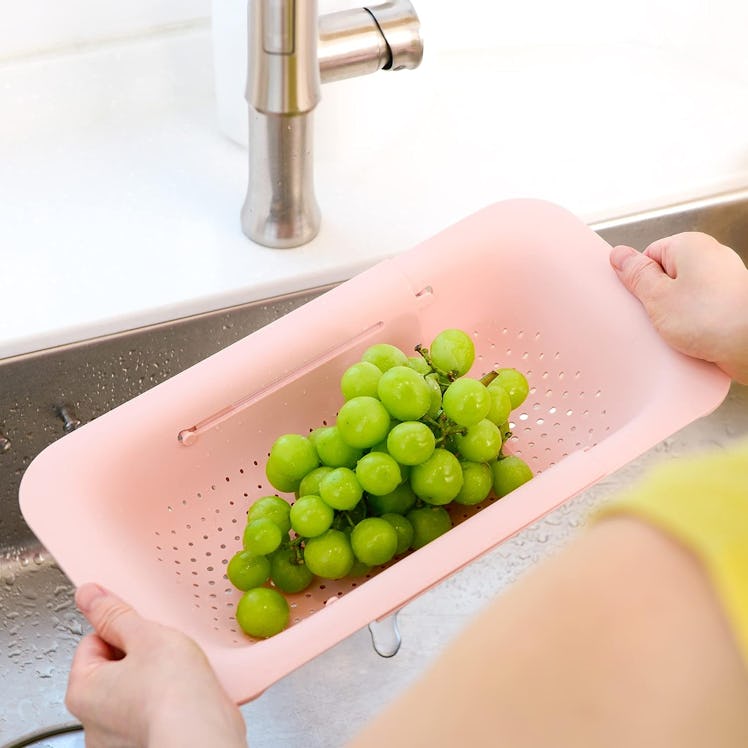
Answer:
[19,199,729,703]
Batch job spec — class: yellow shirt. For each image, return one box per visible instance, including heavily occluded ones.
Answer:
[596,438,748,665]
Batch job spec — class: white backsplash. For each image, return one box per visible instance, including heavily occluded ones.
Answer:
[3,0,747,62]
[210,0,748,147]
[0,0,210,60]
[2,0,746,150]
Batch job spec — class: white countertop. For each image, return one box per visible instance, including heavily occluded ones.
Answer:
[2,27,747,360]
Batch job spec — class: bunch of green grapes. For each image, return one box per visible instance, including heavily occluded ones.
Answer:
[228,328,533,639]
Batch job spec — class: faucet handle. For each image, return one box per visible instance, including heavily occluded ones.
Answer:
[318,0,423,83]
[366,0,423,71]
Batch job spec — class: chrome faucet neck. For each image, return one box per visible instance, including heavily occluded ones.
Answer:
[248,0,321,116]
[241,0,422,249]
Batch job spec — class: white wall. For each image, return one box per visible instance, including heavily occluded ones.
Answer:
[0,0,209,60]
[2,0,747,61]
[416,0,746,52]
[1,0,745,146]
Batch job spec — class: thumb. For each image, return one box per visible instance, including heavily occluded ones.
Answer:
[609,245,670,303]
[75,583,144,653]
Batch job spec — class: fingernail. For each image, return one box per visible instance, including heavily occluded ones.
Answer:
[610,245,637,270]
[76,583,106,613]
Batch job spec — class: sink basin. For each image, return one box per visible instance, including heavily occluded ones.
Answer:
[1,189,747,747]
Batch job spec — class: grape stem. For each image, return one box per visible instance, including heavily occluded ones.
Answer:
[480,370,498,387]
[288,535,305,564]
[414,344,458,383]
[423,412,467,447]
[435,426,467,448]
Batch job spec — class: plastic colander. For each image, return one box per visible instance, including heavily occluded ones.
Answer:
[19,199,730,703]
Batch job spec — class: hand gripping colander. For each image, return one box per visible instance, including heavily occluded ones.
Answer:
[19,199,729,703]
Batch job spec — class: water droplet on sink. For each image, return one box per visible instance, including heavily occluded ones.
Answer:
[368,613,402,658]
[67,619,84,636]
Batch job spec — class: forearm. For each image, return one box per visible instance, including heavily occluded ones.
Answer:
[351,516,748,747]
[148,712,247,748]
[705,287,748,385]
[720,316,748,385]
[146,675,247,748]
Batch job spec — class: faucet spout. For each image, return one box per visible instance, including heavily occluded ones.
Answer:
[241,0,423,249]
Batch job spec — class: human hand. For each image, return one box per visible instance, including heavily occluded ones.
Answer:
[65,583,246,748]
[610,232,748,384]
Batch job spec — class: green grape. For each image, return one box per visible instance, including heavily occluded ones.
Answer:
[236,587,289,639]
[247,495,292,534]
[361,343,408,372]
[269,548,314,593]
[399,463,412,485]
[308,426,325,448]
[381,513,415,555]
[289,494,334,538]
[303,529,355,579]
[441,378,491,427]
[265,456,300,493]
[343,497,368,526]
[226,550,271,591]
[386,421,436,466]
[349,558,372,577]
[336,396,391,449]
[454,419,503,463]
[429,329,475,377]
[368,437,389,453]
[355,452,402,496]
[425,373,443,417]
[453,460,493,506]
[350,517,398,566]
[340,361,382,400]
[492,455,533,497]
[369,420,399,453]
[319,467,363,510]
[377,365,432,421]
[409,448,464,505]
[269,434,319,481]
[313,425,364,468]
[297,466,334,498]
[407,355,432,376]
[242,518,283,556]
[366,483,417,516]
[485,382,513,426]
[407,506,452,549]
[492,368,530,409]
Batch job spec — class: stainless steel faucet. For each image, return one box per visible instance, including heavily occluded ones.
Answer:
[241,0,423,248]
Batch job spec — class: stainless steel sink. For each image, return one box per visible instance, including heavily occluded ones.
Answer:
[2,190,747,747]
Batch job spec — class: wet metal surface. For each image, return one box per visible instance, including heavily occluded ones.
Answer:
[1,190,747,746]
[0,286,333,552]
